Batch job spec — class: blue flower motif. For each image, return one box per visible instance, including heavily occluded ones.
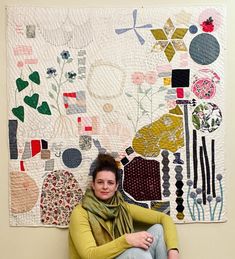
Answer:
[68,71,77,80]
[60,50,70,60]
[47,67,57,77]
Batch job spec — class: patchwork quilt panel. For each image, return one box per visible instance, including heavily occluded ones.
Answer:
[6,6,226,226]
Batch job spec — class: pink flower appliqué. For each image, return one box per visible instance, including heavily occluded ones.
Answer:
[131,72,145,85]
[145,71,157,85]
[200,17,214,32]
[17,61,24,68]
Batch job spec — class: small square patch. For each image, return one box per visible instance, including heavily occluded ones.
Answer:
[26,25,36,38]
[163,77,171,86]
[172,69,190,88]
[176,88,184,98]
[121,156,129,166]
[126,146,134,155]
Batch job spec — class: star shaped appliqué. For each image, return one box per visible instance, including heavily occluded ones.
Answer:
[151,18,188,62]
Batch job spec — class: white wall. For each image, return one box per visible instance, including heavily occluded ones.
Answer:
[1,0,234,259]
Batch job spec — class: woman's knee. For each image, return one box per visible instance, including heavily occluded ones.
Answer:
[147,224,164,237]
[116,248,152,259]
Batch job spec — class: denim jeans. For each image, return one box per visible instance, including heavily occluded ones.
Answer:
[116,224,167,259]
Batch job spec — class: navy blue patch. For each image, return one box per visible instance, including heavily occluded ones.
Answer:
[189,25,198,34]
[121,156,129,166]
[172,69,190,88]
[62,148,82,168]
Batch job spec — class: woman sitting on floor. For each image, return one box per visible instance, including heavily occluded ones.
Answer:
[69,153,179,259]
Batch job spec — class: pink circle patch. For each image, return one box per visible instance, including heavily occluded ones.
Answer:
[192,77,216,99]
[198,8,223,32]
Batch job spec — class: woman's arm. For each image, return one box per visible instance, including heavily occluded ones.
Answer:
[127,203,179,252]
[168,249,179,259]
[69,205,131,259]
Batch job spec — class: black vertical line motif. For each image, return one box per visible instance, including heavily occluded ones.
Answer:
[200,146,206,205]
[184,104,190,179]
[202,136,211,194]
[211,139,216,197]
[193,130,198,188]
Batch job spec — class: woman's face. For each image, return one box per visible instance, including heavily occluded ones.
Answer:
[92,170,118,201]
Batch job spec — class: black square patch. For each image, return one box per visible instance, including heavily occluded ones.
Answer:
[125,146,134,155]
[172,69,190,88]
[121,156,129,166]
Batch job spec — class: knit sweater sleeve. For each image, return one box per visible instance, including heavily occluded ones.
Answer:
[69,204,132,259]
[127,203,179,251]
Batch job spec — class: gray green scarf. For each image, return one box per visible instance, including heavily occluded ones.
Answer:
[82,188,134,245]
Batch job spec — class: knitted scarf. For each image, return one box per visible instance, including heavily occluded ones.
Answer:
[82,188,134,246]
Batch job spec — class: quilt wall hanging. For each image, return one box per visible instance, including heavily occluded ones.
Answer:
[6,6,226,226]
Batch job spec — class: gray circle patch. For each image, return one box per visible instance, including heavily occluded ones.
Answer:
[62,148,82,168]
[189,33,220,65]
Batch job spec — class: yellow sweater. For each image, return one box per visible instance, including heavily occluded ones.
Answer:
[69,203,178,259]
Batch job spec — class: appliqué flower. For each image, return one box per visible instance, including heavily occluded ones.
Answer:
[47,67,57,77]
[145,71,157,84]
[131,72,145,85]
[17,61,24,68]
[201,17,214,32]
[67,71,77,80]
[60,50,70,60]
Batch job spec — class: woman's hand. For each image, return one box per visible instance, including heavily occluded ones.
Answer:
[168,249,179,259]
[125,231,154,250]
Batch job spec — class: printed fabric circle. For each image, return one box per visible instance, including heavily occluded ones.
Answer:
[192,102,222,133]
[40,170,83,226]
[189,33,220,65]
[62,148,82,168]
[192,78,216,99]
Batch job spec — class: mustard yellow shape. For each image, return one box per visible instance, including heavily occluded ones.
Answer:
[163,77,171,86]
[171,28,188,39]
[132,114,184,157]
[151,29,167,40]
[164,42,175,62]
[169,105,183,115]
